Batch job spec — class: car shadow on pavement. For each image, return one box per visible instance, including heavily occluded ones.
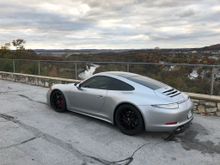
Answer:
[64,110,220,155]
[65,110,174,141]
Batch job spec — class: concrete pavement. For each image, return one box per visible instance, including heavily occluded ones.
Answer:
[0,80,220,165]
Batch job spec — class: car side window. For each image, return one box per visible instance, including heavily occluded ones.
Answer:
[80,76,134,91]
[80,76,110,89]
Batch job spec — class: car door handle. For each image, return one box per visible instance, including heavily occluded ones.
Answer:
[97,95,104,98]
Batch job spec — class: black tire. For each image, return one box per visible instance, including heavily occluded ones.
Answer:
[50,90,67,113]
[115,104,144,135]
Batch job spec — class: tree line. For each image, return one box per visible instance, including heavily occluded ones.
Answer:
[0,39,62,60]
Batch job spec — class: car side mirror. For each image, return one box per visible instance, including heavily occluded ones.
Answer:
[75,83,82,90]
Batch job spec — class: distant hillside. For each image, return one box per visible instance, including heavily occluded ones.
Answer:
[33,44,220,56]
[201,44,220,50]
[34,49,133,57]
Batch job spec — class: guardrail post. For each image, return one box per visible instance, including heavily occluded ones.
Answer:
[12,59,15,73]
[210,67,215,95]
[127,63,130,72]
[75,63,78,80]
[38,61,41,75]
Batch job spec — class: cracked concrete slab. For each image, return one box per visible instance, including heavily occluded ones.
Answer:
[0,121,34,150]
[0,80,220,165]
[15,137,86,165]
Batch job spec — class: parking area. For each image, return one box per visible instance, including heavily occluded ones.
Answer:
[0,80,220,165]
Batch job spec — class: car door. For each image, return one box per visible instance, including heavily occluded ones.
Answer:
[68,76,109,115]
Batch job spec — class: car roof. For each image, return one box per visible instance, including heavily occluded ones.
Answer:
[96,71,167,90]
[97,71,138,78]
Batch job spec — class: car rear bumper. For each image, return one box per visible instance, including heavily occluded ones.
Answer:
[138,98,194,132]
[145,115,193,132]
[174,117,193,134]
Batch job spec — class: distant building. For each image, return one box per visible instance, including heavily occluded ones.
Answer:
[191,50,197,54]
[188,69,199,80]
[214,68,220,79]
[208,56,219,60]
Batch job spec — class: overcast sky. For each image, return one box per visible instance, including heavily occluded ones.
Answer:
[0,0,220,49]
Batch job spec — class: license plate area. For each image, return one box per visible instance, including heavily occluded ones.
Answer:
[187,110,193,119]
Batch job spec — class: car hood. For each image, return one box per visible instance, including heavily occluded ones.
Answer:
[154,86,189,103]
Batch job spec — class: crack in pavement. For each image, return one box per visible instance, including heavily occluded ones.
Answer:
[106,142,153,165]
[20,137,37,145]
[18,94,47,105]
[0,137,38,150]
[0,113,98,164]
[0,113,154,165]
[0,113,16,121]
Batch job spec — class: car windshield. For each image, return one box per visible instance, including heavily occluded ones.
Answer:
[124,75,167,90]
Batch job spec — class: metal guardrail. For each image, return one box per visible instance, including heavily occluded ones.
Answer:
[5,58,220,67]
[0,58,219,95]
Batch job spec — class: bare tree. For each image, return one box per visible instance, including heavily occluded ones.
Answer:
[12,39,26,50]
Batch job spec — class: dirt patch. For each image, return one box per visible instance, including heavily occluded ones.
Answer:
[176,123,220,154]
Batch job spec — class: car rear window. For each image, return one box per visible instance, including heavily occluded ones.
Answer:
[125,75,166,90]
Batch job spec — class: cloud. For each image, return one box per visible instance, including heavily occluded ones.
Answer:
[178,9,196,17]
[0,0,219,49]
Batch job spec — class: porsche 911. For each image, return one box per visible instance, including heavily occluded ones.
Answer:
[47,71,193,135]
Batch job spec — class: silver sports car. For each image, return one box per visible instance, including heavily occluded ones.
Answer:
[47,71,193,135]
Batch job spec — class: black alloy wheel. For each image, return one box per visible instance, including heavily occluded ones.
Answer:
[115,104,144,135]
[50,90,67,112]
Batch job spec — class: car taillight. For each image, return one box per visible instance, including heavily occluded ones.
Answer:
[165,122,177,125]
